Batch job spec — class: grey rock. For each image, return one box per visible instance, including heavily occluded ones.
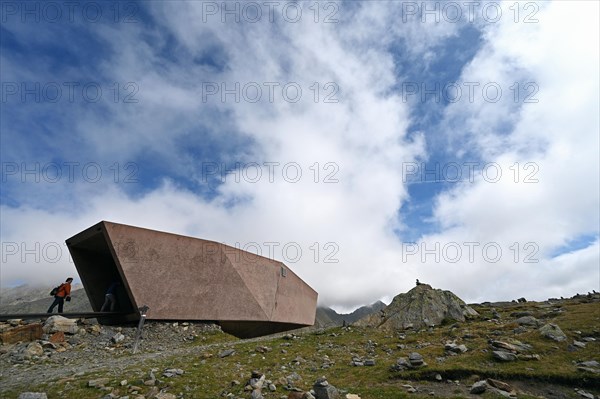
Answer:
[490,340,531,353]
[163,368,184,377]
[470,380,488,394]
[218,349,235,358]
[18,394,48,399]
[408,352,425,366]
[314,377,329,387]
[515,316,540,326]
[444,342,458,351]
[456,344,468,353]
[492,351,517,362]
[111,333,125,344]
[42,316,79,335]
[539,323,567,342]
[286,372,302,385]
[255,346,271,353]
[364,359,375,366]
[573,341,586,348]
[578,360,600,368]
[445,342,467,353]
[391,357,410,371]
[250,374,265,389]
[40,342,56,350]
[313,377,339,399]
[88,378,110,387]
[23,342,43,358]
[575,389,595,399]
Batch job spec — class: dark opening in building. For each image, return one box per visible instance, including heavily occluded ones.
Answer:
[66,224,137,323]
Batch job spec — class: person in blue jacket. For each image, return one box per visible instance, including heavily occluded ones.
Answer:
[101,281,120,312]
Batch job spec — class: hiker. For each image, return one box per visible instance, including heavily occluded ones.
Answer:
[416,279,421,286]
[47,277,73,314]
[100,281,120,312]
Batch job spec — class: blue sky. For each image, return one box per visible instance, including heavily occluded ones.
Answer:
[1,1,599,309]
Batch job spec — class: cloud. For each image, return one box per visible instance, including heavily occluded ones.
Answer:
[1,1,598,310]
[415,1,600,302]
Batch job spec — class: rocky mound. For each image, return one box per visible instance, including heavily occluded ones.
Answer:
[356,284,478,330]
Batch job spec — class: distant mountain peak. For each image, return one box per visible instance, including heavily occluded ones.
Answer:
[315,300,387,328]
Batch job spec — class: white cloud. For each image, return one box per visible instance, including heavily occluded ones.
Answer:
[417,1,600,301]
[1,1,598,310]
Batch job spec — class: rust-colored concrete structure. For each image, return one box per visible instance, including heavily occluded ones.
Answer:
[66,221,318,337]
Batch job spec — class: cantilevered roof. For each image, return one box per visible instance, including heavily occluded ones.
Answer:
[66,221,318,337]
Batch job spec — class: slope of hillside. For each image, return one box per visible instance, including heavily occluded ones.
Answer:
[1,293,598,398]
[0,285,92,314]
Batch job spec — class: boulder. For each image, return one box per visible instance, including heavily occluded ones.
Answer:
[408,352,425,366]
[43,316,78,335]
[218,349,235,358]
[18,394,48,399]
[111,333,125,344]
[23,342,43,358]
[445,342,467,353]
[470,380,488,394]
[492,351,517,362]
[490,340,531,353]
[0,323,43,344]
[313,377,339,399]
[539,323,567,342]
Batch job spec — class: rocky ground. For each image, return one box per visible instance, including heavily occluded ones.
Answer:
[1,294,599,399]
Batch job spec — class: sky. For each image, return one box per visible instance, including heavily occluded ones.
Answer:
[1,0,598,312]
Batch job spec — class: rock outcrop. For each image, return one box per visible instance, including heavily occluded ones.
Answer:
[356,284,478,330]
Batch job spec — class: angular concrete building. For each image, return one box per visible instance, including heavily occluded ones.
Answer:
[66,221,318,337]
